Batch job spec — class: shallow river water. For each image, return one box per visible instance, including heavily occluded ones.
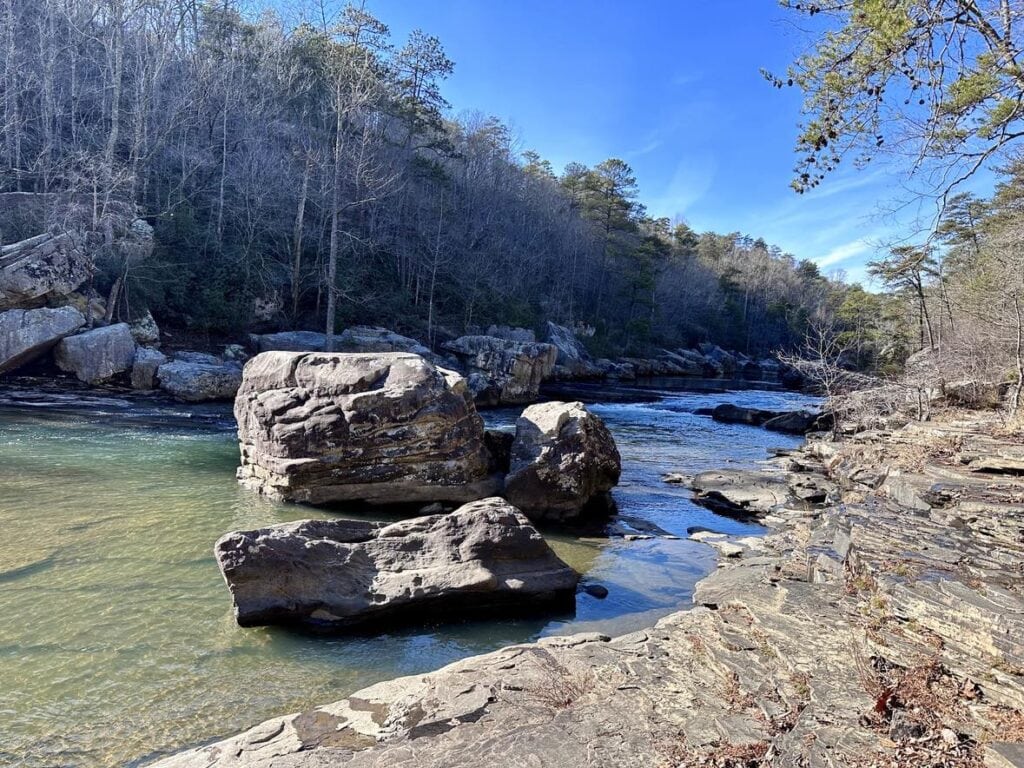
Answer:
[0,381,815,768]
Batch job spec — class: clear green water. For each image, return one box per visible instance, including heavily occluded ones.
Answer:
[0,385,813,768]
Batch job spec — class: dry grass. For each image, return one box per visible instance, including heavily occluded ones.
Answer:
[657,735,769,768]
[520,651,597,711]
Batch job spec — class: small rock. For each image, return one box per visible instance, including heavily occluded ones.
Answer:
[581,583,609,599]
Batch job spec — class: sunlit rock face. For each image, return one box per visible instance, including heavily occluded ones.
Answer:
[504,400,621,522]
[214,497,579,630]
[234,351,499,505]
[54,323,136,384]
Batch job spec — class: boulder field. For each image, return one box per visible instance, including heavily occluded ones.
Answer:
[215,497,578,630]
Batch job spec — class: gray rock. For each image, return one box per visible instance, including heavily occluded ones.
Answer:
[54,323,136,384]
[158,360,242,402]
[337,326,437,361]
[0,306,85,374]
[0,231,91,310]
[442,335,558,405]
[131,347,168,390]
[234,352,499,505]
[129,310,160,345]
[486,325,536,343]
[763,409,829,435]
[545,321,589,366]
[711,402,778,426]
[251,331,328,353]
[504,401,621,522]
[214,497,578,630]
[173,351,223,365]
[222,344,248,362]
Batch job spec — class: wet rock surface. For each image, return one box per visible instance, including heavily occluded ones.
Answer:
[150,410,1024,768]
[215,497,578,630]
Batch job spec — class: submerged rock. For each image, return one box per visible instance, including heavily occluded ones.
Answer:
[504,401,621,522]
[54,323,136,384]
[0,306,85,374]
[157,360,242,402]
[442,335,557,406]
[215,497,578,629]
[234,351,498,505]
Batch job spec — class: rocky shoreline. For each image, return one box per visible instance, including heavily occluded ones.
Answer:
[148,409,1024,768]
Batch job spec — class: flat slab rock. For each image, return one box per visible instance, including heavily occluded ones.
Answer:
[215,497,578,630]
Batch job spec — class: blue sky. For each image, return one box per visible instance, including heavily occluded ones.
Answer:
[365,0,991,284]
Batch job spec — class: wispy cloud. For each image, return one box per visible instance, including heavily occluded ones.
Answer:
[814,238,873,269]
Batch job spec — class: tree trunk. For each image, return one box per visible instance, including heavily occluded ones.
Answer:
[291,157,311,318]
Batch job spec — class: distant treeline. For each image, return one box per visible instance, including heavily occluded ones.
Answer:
[1,0,859,355]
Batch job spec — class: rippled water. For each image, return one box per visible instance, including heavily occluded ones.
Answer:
[0,382,815,767]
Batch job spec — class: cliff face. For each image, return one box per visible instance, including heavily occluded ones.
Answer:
[149,411,1024,768]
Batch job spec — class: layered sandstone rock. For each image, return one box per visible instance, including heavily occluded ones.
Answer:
[234,351,498,505]
[215,497,578,630]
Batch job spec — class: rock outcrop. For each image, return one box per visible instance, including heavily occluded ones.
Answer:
[504,401,621,522]
[684,468,835,516]
[0,306,85,374]
[157,359,242,402]
[234,352,499,505]
[54,323,136,384]
[215,497,578,630]
[442,335,557,406]
[337,326,438,361]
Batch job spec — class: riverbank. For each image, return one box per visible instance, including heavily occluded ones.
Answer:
[149,408,1024,768]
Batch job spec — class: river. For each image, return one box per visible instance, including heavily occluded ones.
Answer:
[0,380,816,767]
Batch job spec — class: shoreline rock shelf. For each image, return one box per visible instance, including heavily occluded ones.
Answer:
[149,410,1024,768]
[215,497,579,630]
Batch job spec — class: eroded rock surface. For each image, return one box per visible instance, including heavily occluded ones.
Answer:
[234,352,498,505]
[504,401,621,522]
[0,306,85,374]
[215,497,578,630]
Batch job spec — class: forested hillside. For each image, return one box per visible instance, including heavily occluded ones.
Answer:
[2,0,851,355]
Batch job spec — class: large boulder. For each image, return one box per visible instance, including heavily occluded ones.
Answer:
[130,347,168,390]
[544,321,603,379]
[234,351,499,505]
[442,335,557,406]
[54,323,136,384]
[157,360,242,402]
[214,497,579,630]
[0,231,91,311]
[0,306,85,374]
[504,401,621,522]
[763,409,831,435]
